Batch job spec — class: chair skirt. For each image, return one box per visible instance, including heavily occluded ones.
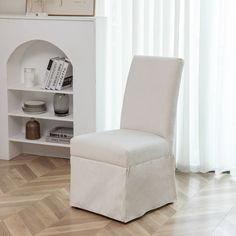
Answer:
[70,156,177,223]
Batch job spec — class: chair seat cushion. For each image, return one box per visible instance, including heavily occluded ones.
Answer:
[71,129,170,167]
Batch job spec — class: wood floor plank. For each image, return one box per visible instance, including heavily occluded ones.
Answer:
[4,214,33,236]
[0,221,11,236]
[36,220,110,236]
[26,157,57,177]
[211,204,236,236]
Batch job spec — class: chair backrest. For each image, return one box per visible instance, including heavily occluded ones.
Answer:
[121,56,184,142]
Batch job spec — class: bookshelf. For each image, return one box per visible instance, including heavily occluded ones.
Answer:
[0,15,106,160]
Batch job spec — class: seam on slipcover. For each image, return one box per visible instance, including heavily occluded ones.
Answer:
[124,167,129,221]
[71,154,173,168]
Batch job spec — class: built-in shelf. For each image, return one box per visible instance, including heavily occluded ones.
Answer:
[8,109,73,122]
[0,16,106,160]
[9,133,70,148]
[8,85,73,95]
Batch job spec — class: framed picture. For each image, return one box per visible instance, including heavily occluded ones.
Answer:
[26,0,96,16]
[26,0,44,15]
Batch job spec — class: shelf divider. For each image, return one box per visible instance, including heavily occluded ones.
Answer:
[8,109,73,122]
[8,84,73,95]
[9,133,71,148]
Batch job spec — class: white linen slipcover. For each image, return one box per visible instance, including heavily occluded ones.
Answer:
[70,56,184,222]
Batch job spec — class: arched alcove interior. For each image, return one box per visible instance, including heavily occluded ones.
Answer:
[7,40,74,157]
[7,40,74,112]
[7,40,71,87]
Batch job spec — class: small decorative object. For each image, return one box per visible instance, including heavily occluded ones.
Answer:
[24,68,36,88]
[26,0,48,16]
[42,0,95,16]
[53,93,69,116]
[46,126,73,144]
[22,100,47,114]
[26,118,41,140]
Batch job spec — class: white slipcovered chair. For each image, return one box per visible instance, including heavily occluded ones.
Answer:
[70,56,184,223]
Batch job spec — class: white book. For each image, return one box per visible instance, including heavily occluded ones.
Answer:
[45,57,60,89]
[55,60,68,90]
[56,59,72,90]
[50,59,64,90]
[46,58,60,89]
[42,58,55,89]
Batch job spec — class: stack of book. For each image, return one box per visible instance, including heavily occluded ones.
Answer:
[46,127,73,144]
[42,57,73,90]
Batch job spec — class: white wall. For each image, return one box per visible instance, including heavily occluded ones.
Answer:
[0,0,26,14]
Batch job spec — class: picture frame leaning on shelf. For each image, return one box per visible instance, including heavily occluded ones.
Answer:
[26,0,96,16]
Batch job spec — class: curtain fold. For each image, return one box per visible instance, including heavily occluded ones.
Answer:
[97,0,236,174]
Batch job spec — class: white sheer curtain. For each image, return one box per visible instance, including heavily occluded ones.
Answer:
[97,0,236,174]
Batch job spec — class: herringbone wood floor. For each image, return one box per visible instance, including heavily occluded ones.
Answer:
[0,155,236,236]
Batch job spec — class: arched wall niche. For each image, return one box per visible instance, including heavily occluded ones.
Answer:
[7,39,73,88]
[0,15,106,160]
